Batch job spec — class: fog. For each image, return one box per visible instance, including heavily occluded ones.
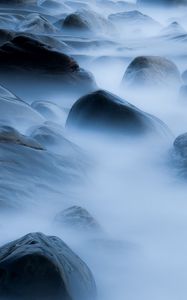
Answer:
[0,0,187,299]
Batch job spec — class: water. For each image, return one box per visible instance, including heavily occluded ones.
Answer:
[0,0,187,299]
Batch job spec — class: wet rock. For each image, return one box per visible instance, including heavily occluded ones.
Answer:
[121,56,181,90]
[0,232,97,300]
[66,90,170,138]
[63,9,114,36]
[0,125,44,150]
[0,0,37,5]
[54,206,102,234]
[0,35,96,102]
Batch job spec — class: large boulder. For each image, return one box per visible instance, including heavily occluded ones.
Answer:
[0,232,97,300]
[0,35,96,102]
[121,56,181,91]
[66,89,170,138]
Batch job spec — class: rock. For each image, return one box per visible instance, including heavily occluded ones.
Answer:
[54,206,102,234]
[28,122,85,163]
[160,21,186,38]
[31,101,67,125]
[109,10,161,37]
[0,35,96,102]
[174,133,187,158]
[0,232,97,300]
[17,13,58,34]
[0,0,37,5]
[121,56,181,90]
[0,28,14,45]
[0,124,44,150]
[66,89,170,138]
[0,84,44,131]
[63,9,114,36]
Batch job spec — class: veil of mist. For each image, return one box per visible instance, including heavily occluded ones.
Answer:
[0,0,187,299]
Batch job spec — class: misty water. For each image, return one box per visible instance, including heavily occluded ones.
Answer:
[0,0,187,299]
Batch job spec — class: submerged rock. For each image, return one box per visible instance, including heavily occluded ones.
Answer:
[31,101,67,125]
[109,10,161,37]
[0,84,44,131]
[160,21,186,38]
[54,206,102,234]
[18,13,58,34]
[121,56,181,90]
[0,232,97,300]
[66,89,170,138]
[0,125,44,150]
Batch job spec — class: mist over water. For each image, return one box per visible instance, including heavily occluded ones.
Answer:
[0,0,187,299]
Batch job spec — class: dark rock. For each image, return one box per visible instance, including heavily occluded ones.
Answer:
[121,56,181,90]
[0,125,44,150]
[0,29,15,45]
[174,133,187,158]
[63,9,114,36]
[66,89,170,138]
[0,232,97,300]
[54,206,102,234]
[0,35,96,101]
[0,0,37,5]
[0,35,79,72]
